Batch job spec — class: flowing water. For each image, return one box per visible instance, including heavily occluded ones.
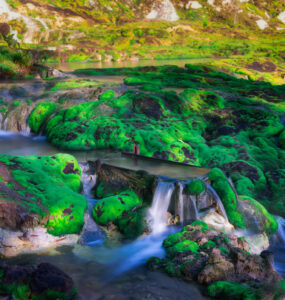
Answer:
[148,180,175,234]
[270,216,285,278]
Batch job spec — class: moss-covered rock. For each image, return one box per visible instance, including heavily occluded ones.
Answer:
[148,222,282,299]
[28,102,58,134]
[0,154,87,236]
[92,190,142,226]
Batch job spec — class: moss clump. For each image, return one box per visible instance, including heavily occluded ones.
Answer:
[189,220,209,231]
[99,90,115,101]
[187,180,205,195]
[12,100,20,107]
[92,190,142,226]
[180,88,225,112]
[0,154,87,236]
[29,102,58,133]
[168,240,200,256]
[209,168,245,228]
[207,281,260,300]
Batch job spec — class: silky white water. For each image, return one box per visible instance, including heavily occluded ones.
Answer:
[148,180,175,234]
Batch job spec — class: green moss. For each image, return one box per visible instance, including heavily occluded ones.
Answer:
[163,232,184,248]
[279,130,285,149]
[209,168,245,228]
[29,102,58,133]
[190,220,209,231]
[180,88,225,112]
[207,281,260,300]
[92,190,142,226]
[187,180,205,195]
[0,154,87,236]
[12,100,20,107]
[168,240,199,256]
[99,90,115,101]
[201,240,216,250]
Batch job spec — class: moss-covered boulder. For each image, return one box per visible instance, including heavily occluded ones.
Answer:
[92,190,142,226]
[148,222,282,298]
[28,102,58,134]
[209,168,245,228]
[0,154,87,236]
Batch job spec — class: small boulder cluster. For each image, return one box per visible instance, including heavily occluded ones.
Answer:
[147,221,285,299]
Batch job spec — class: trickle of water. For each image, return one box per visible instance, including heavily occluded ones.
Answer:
[148,180,174,234]
[178,182,184,224]
[206,184,229,223]
[274,216,285,247]
[188,195,199,220]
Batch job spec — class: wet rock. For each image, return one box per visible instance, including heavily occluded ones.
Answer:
[0,262,77,299]
[0,227,78,257]
[9,86,29,98]
[201,211,234,233]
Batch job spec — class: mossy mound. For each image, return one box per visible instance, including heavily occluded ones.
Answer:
[92,189,142,227]
[209,168,245,228]
[187,180,205,195]
[28,102,58,134]
[0,154,87,236]
[148,222,282,298]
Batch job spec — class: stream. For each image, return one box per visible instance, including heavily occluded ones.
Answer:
[1,130,285,299]
[0,59,284,299]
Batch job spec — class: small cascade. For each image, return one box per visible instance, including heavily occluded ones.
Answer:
[188,195,199,221]
[206,184,229,223]
[273,216,285,247]
[79,163,104,246]
[148,180,175,234]
[178,182,184,224]
[20,125,31,137]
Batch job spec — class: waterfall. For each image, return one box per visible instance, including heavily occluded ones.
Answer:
[79,163,103,246]
[80,163,97,199]
[178,182,184,224]
[148,180,174,234]
[188,195,199,221]
[206,184,229,223]
[274,216,285,247]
